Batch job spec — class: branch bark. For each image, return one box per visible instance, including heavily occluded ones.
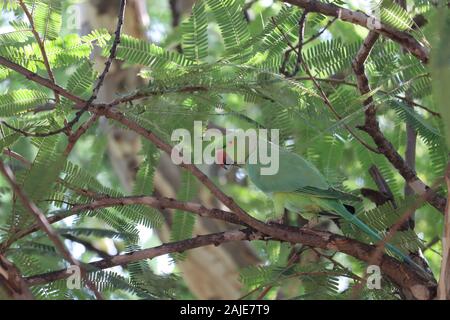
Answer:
[351,32,447,214]
[18,0,59,103]
[26,229,263,286]
[11,195,245,242]
[283,0,429,63]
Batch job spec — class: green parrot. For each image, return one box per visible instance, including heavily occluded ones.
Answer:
[214,134,429,278]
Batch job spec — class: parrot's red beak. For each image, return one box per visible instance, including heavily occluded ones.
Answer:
[216,149,231,169]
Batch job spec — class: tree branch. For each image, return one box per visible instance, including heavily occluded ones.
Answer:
[0,161,103,300]
[0,56,84,104]
[283,0,429,63]
[1,149,437,297]
[351,31,447,214]
[25,229,264,286]
[10,195,246,242]
[303,17,337,45]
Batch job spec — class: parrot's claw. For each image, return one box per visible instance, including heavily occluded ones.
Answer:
[267,217,285,225]
[275,217,285,224]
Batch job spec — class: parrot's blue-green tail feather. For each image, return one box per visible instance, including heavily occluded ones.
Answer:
[327,201,431,280]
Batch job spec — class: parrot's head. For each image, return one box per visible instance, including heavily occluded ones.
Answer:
[212,133,256,170]
[214,135,237,170]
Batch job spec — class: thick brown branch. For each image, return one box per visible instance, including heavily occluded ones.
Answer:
[283,0,429,63]
[25,229,264,286]
[24,217,436,299]
[12,195,245,241]
[351,32,446,214]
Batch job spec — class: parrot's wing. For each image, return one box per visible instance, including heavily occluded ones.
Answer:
[295,186,361,202]
[246,146,330,193]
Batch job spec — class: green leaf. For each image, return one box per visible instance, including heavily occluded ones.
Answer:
[206,0,251,60]
[0,89,49,117]
[170,172,197,260]
[111,35,193,70]
[65,60,97,99]
[27,0,62,40]
[182,0,208,62]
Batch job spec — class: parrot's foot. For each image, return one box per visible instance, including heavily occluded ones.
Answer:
[267,217,285,225]
[305,218,332,232]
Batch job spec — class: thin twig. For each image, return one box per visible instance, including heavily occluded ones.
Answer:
[8,195,245,243]
[292,76,440,117]
[18,0,59,103]
[311,247,363,281]
[279,10,308,77]
[303,17,337,45]
[62,234,113,260]
[25,229,263,286]
[64,114,100,156]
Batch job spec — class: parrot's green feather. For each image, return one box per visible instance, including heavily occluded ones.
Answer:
[295,186,361,202]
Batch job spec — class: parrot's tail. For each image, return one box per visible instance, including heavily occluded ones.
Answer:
[330,202,432,280]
